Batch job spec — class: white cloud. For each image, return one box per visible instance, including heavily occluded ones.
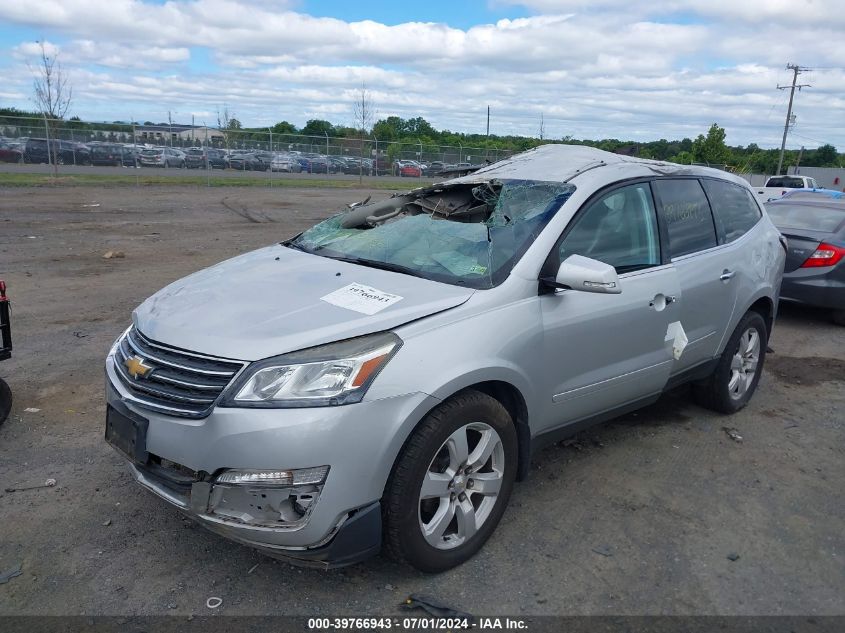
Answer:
[0,0,843,147]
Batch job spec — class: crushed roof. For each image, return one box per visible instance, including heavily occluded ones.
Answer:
[446,144,743,185]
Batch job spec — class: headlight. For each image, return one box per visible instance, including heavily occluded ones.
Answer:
[220,332,401,408]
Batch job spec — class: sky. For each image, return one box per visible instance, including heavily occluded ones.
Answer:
[0,0,844,148]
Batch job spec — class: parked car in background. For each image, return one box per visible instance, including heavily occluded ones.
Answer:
[399,162,423,178]
[0,140,24,163]
[270,153,302,173]
[327,157,347,174]
[755,175,819,203]
[22,138,52,164]
[766,191,845,324]
[139,147,186,168]
[424,161,449,176]
[777,188,844,202]
[184,147,226,169]
[105,145,784,572]
[24,138,90,165]
[374,156,393,175]
[184,148,206,169]
[229,152,267,171]
[90,144,124,166]
[254,153,275,171]
[206,149,227,169]
[297,155,329,174]
[341,157,373,175]
[121,145,141,168]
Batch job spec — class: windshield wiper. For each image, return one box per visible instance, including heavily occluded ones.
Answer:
[329,256,429,279]
[284,239,310,253]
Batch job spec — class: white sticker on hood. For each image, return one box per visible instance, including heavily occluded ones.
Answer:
[320,283,403,315]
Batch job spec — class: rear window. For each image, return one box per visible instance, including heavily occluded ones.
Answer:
[653,179,718,258]
[702,179,761,243]
[765,203,845,233]
[766,177,806,188]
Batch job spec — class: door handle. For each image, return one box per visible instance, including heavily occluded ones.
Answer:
[720,270,735,281]
[649,294,676,310]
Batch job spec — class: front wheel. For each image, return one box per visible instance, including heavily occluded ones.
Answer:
[0,376,11,426]
[693,310,768,414]
[383,390,517,572]
[832,310,845,326]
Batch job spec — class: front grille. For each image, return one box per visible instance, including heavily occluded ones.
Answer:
[112,326,246,418]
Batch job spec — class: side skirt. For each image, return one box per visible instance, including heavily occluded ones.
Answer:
[527,358,718,462]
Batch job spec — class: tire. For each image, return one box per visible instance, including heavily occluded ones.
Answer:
[832,310,845,326]
[693,310,768,414]
[383,389,518,572]
[0,377,11,426]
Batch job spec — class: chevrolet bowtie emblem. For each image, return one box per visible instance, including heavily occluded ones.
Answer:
[124,355,153,379]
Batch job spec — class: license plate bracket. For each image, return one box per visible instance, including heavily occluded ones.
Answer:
[105,405,149,464]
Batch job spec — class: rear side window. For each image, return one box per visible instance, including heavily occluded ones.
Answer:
[702,179,761,243]
[653,179,717,258]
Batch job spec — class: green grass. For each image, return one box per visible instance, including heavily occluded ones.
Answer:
[0,172,429,190]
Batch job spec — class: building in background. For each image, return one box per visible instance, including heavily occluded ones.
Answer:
[134,124,224,145]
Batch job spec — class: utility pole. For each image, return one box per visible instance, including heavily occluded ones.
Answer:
[776,64,811,175]
[795,145,805,172]
[486,106,490,137]
[539,113,545,140]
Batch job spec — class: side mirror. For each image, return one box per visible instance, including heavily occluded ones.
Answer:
[545,254,622,294]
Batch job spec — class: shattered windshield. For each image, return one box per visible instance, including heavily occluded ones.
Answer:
[289,179,576,288]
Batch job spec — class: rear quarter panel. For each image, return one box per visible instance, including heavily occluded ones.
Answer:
[717,214,785,352]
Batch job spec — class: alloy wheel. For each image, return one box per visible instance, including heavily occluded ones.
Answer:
[729,326,760,399]
[418,422,505,550]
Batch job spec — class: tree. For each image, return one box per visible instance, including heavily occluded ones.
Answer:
[670,151,694,165]
[301,119,334,137]
[400,117,435,138]
[217,106,239,149]
[352,84,375,182]
[692,123,730,165]
[373,116,402,141]
[272,121,296,135]
[31,41,72,174]
[815,144,838,167]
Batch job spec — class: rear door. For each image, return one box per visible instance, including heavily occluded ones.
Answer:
[652,178,737,372]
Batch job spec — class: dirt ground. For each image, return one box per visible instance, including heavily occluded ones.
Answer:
[0,185,842,617]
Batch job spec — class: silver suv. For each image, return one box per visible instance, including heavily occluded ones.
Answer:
[105,145,785,571]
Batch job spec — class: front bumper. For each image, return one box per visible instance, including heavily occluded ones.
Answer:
[781,266,845,310]
[105,357,438,565]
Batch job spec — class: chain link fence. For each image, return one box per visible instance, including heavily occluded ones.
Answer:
[0,114,514,177]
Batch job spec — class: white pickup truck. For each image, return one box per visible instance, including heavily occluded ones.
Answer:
[754,175,819,203]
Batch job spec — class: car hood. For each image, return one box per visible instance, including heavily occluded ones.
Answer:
[133,244,474,361]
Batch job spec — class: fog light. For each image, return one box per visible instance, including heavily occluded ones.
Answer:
[215,466,328,487]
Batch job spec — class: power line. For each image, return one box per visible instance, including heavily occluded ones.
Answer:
[776,63,811,175]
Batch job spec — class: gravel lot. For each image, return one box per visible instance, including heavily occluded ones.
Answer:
[0,185,842,617]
